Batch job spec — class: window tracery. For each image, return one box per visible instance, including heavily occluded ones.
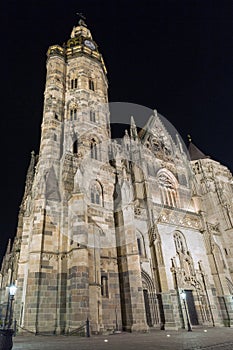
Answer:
[158,171,178,207]
[90,181,103,206]
[174,231,187,255]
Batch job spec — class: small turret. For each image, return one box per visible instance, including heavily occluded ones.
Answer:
[188,135,209,161]
[130,116,138,140]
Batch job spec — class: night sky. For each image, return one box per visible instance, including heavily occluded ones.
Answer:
[0,0,232,263]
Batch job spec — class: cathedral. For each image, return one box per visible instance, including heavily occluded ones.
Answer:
[0,19,233,335]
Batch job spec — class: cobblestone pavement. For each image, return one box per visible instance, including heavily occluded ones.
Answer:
[12,327,233,350]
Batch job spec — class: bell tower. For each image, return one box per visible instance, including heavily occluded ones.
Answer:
[63,19,110,158]
[40,18,110,162]
[13,18,117,334]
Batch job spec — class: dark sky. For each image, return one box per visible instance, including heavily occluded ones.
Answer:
[0,0,232,263]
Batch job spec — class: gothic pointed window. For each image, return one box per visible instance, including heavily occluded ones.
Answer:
[101,275,108,297]
[70,108,77,121]
[90,138,98,159]
[137,238,142,255]
[158,170,179,207]
[136,231,146,257]
[90,181,103,206]
[174,231,186,254]
[74,109,77,120]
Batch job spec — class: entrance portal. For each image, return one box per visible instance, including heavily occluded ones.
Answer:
[141,270,161,328]
[185,290,199,325]
[143,289,152,327]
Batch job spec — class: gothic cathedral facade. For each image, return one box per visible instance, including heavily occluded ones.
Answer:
[1,20,233,334]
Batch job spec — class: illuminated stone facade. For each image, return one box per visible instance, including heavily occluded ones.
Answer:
[0,21,233,334]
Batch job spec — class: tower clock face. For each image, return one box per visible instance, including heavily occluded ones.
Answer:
[84,40,96,50]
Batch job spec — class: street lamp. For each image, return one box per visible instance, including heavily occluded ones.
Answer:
[180,291,192,332]
[8,284,17,330]
[0,283,17,350]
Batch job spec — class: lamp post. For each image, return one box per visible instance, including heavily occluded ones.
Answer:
[0,283,17,350]
[8,284,17,330]
[180,291,192,332]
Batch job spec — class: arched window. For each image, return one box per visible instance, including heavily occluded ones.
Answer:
[136,231,146,257]
[70,108,77,121]
[89,78,95,91]
[90,181,103,205]
[101,274,108,297]
[90,138,98,159]
[173,231,195,276]
[174,231,187,254]
[158,170,178,207]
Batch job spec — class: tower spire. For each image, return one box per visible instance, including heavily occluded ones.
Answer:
[188,138,209,161]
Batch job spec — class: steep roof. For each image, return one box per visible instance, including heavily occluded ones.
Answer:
[188,141,209,161]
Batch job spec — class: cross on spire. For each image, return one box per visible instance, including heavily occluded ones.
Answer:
[76,12,87,26]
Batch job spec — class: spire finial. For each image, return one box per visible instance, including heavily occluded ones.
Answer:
[187,134,192,143]
[76,12,87,27]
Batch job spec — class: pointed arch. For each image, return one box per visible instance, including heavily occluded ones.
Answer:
[66,99,79,121]
[90,180,103,206]
[141,270,155,292]
[136,231,146,257]
[173,230,187,255]
[90,138,98,159]
[157,169,179,207]
[173,230,195,277]
[213,243,227,270]
[141,270,161,327]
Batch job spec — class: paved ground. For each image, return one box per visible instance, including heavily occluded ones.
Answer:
[12,327,233,350]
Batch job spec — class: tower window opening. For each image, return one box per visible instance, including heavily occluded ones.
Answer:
[90,110,96,122]
[137,238,142,256]
[101,275,108,297]
[70,109,77,121]
[90,139,98,159]
[89,79,95,91]
[71,78,78,89]
[54,134,57,141]
[73,140,78,154]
